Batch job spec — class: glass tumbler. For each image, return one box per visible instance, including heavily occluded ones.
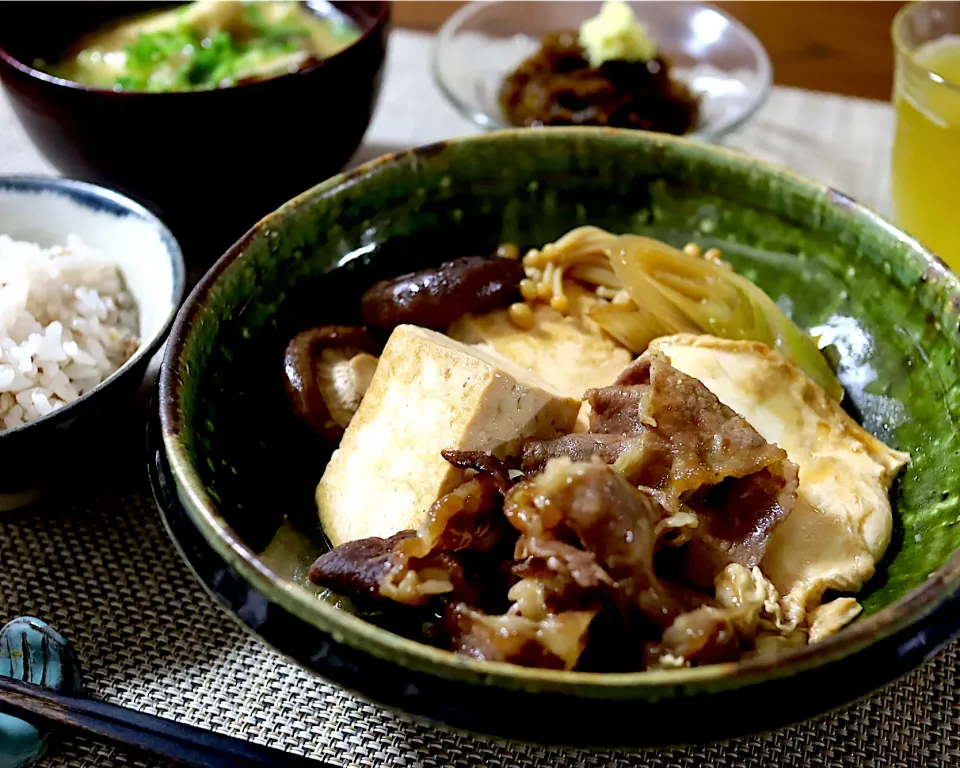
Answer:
[891,1,960,271]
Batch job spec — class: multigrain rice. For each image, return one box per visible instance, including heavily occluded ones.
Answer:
[0,233,140,431]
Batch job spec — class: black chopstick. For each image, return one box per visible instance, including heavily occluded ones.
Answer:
[0,676,335,768]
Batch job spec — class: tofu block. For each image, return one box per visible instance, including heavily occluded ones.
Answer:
[648,333,911,627]
[317,324,581,546]
[447,286,633,401]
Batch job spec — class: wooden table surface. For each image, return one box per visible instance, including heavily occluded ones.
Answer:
[393,1,903,102]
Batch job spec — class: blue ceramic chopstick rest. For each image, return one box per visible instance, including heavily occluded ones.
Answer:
[0,618,83,768]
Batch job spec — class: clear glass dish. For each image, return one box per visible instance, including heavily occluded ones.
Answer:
[432,0,773,142]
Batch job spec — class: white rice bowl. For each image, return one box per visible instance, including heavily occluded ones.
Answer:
[0,233,140,431]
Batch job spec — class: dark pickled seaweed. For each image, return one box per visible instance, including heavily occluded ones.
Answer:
[500,31,699,134]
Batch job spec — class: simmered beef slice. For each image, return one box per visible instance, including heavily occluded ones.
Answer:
[309,475,506,607]
[512,544,613,599]
[445,603,595,670]
[683,459,800,587]
[506,539,618,628]
[522,353,799,589]
[395,474,504,559]
[519,376,649,473]
[586,384,651,436]
[524,353,796,507]
[441,449,516,496]
[590,353,793,503]
[521,433,630,472]
[503,458,705,628]
[591,353,799,583]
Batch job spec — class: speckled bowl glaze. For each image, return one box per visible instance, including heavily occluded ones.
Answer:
[153,128,960,748]
[0,175,185,511]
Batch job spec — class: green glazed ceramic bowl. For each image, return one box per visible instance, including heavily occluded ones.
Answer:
[154,128,960,748]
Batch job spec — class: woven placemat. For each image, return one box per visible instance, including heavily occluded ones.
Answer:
[0,462,960,768]
[1,28,956,768]
[3,439,958,768]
